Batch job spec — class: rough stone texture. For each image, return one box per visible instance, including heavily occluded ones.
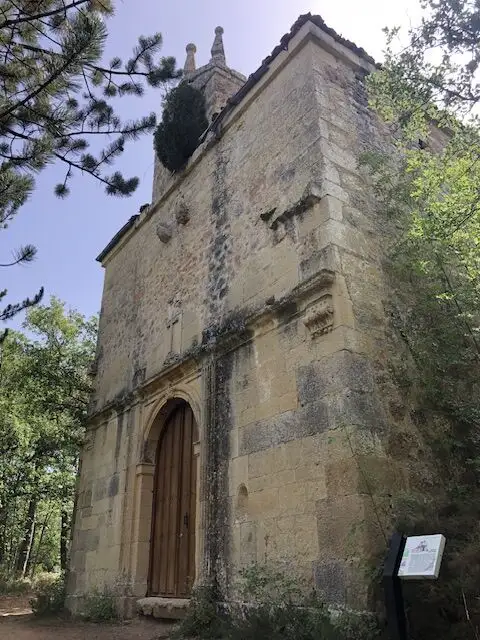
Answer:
[137,597,189,620]
[68,16,421,617]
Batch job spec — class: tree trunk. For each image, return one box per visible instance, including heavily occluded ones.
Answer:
[60,507,70,571]
[25,520,37,576]
[7,498,18,574]
[0,505,8,566]
[29,513,51,577]
[15,498,36,577]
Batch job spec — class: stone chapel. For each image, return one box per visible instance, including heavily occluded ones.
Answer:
[67,13,410,617]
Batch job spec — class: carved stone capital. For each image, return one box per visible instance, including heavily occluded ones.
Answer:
[303,294,334,337]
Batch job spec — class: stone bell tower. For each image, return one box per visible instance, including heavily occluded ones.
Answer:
[152,27,246,203]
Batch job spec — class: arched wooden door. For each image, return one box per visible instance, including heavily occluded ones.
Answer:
[148,402,198,597]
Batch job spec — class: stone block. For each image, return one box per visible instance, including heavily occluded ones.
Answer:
[240,521,257,566]
[94,477,108,502]
[248,447,286,478]
[304,479,327,510]
[326,455,406,497]
[137,597,189,620]
[248,469,295,492]
[133,517,152,544]
[324,161,340,184]
[316,494,388,561]
[334,292,355,329]
[239,410,296,455]
[228,455,249,497]
[71,550,86,573]
[294,514,319,560]
[299,243,342,280]
[298,195,344,240]
[297,350,375,404]
[313,560,347,605]
[276,391,298,414]
[131,541,150,581]
[325,389,388,432]
[278,482,306,516]
[249,487,280,518]
[255,399,280,421]
[308,326,371,363]
[296,399,330,437]
[295,464,325,482]
[319,178,350,203]
[283,438,305,469]
[137,487,155,522]
[325,426,385,462]
[239,397,330,456]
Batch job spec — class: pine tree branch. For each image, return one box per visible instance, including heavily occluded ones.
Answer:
[53,152,111,188]
[12,41,174,80]
[0,1,91,29]
[0,51,81,122]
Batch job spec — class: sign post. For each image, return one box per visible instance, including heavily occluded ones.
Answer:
[383,533,446,640]
[383,532,408,640]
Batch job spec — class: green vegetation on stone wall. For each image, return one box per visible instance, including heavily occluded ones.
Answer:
[154,82,208,173]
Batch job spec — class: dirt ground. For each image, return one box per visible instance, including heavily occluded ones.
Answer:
[0,595,175,640]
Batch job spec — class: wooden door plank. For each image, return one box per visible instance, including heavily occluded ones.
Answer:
[188,413,198,595]
[178,406,193,596]
[159,414,174,595]
[150,421,167,595]
[166,407,182,595]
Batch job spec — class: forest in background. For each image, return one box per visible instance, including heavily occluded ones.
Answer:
[0,299,96,585]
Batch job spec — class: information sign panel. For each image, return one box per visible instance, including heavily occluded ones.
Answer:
[397,534,446,580]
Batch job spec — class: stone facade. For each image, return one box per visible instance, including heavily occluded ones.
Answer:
[67,14,411,615]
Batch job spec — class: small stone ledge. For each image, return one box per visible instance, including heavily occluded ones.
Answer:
[137,597,190,620]
[260,181,323,231]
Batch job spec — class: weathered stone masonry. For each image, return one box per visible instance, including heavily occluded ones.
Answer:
[67,14,413,615]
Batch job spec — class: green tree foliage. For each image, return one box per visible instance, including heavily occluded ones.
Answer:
[0,298,97,579]
[364,1,480,637]
[154,82,208,172]
[0,0,181,333]
[0,0,181,204]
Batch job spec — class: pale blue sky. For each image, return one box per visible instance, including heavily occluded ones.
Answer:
[4,0,419,326]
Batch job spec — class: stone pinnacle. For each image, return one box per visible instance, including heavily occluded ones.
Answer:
[184,43,197,74]
[211,26,226,66]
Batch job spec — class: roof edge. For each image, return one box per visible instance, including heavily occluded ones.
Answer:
[96,215,138,264]
[201,13,377,142]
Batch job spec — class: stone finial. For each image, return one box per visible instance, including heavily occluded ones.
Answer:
[184,43,197,74]
[210,26,226,65]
